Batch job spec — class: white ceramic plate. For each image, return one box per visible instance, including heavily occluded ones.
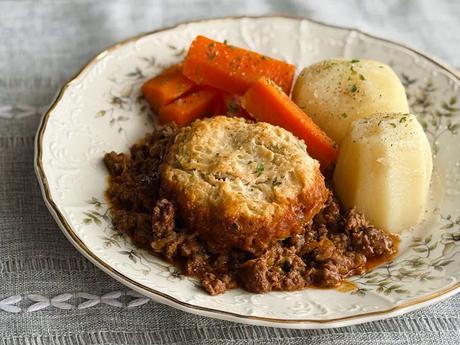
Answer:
[35,16,460,329]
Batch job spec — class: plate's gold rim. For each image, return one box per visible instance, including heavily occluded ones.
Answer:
[34,15,460,327]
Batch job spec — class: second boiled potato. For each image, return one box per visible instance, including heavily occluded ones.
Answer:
[292,59,409,144]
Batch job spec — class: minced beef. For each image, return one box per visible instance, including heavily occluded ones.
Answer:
[104,124,177,248]
[104,125,398,295]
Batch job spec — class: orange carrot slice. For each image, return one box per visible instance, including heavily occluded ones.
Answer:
[241,77,339,168]
[141,67,196,111]
[208,91,252,119]
[161,63,183,75]
[209,92,226,116]
[158,88,218,126]
[183,36,295,95]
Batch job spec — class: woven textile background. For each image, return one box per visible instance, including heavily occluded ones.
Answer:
[1,0,459,344]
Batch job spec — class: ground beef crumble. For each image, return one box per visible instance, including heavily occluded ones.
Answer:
[104,124,177,248]
[104,125,398,295]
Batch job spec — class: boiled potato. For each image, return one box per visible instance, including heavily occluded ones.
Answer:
[333,113,432,234]
[292,59,409,144]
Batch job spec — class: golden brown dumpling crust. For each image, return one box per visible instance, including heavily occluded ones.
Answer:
[160,116,328,254]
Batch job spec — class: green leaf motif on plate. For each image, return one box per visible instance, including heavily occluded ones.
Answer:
[403,75,460,154]
[351,214,460,297]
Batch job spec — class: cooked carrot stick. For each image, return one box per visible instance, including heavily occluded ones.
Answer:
[158,88,218,126]
[161,63,183,75]
[183,36,295,95]
[241,77,339,168]
[209,92,226,116]
[141,66,196,111]
[207,91,252,119]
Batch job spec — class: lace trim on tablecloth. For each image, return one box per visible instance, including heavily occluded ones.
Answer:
[0,290,150,313]
[0,104,47,119]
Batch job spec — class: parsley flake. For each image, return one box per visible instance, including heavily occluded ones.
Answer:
[227,100,239,113]
[254,163,264,176]
[349,84,358,92]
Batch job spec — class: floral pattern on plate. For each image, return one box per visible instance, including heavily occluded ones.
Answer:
[35,16,460,328]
